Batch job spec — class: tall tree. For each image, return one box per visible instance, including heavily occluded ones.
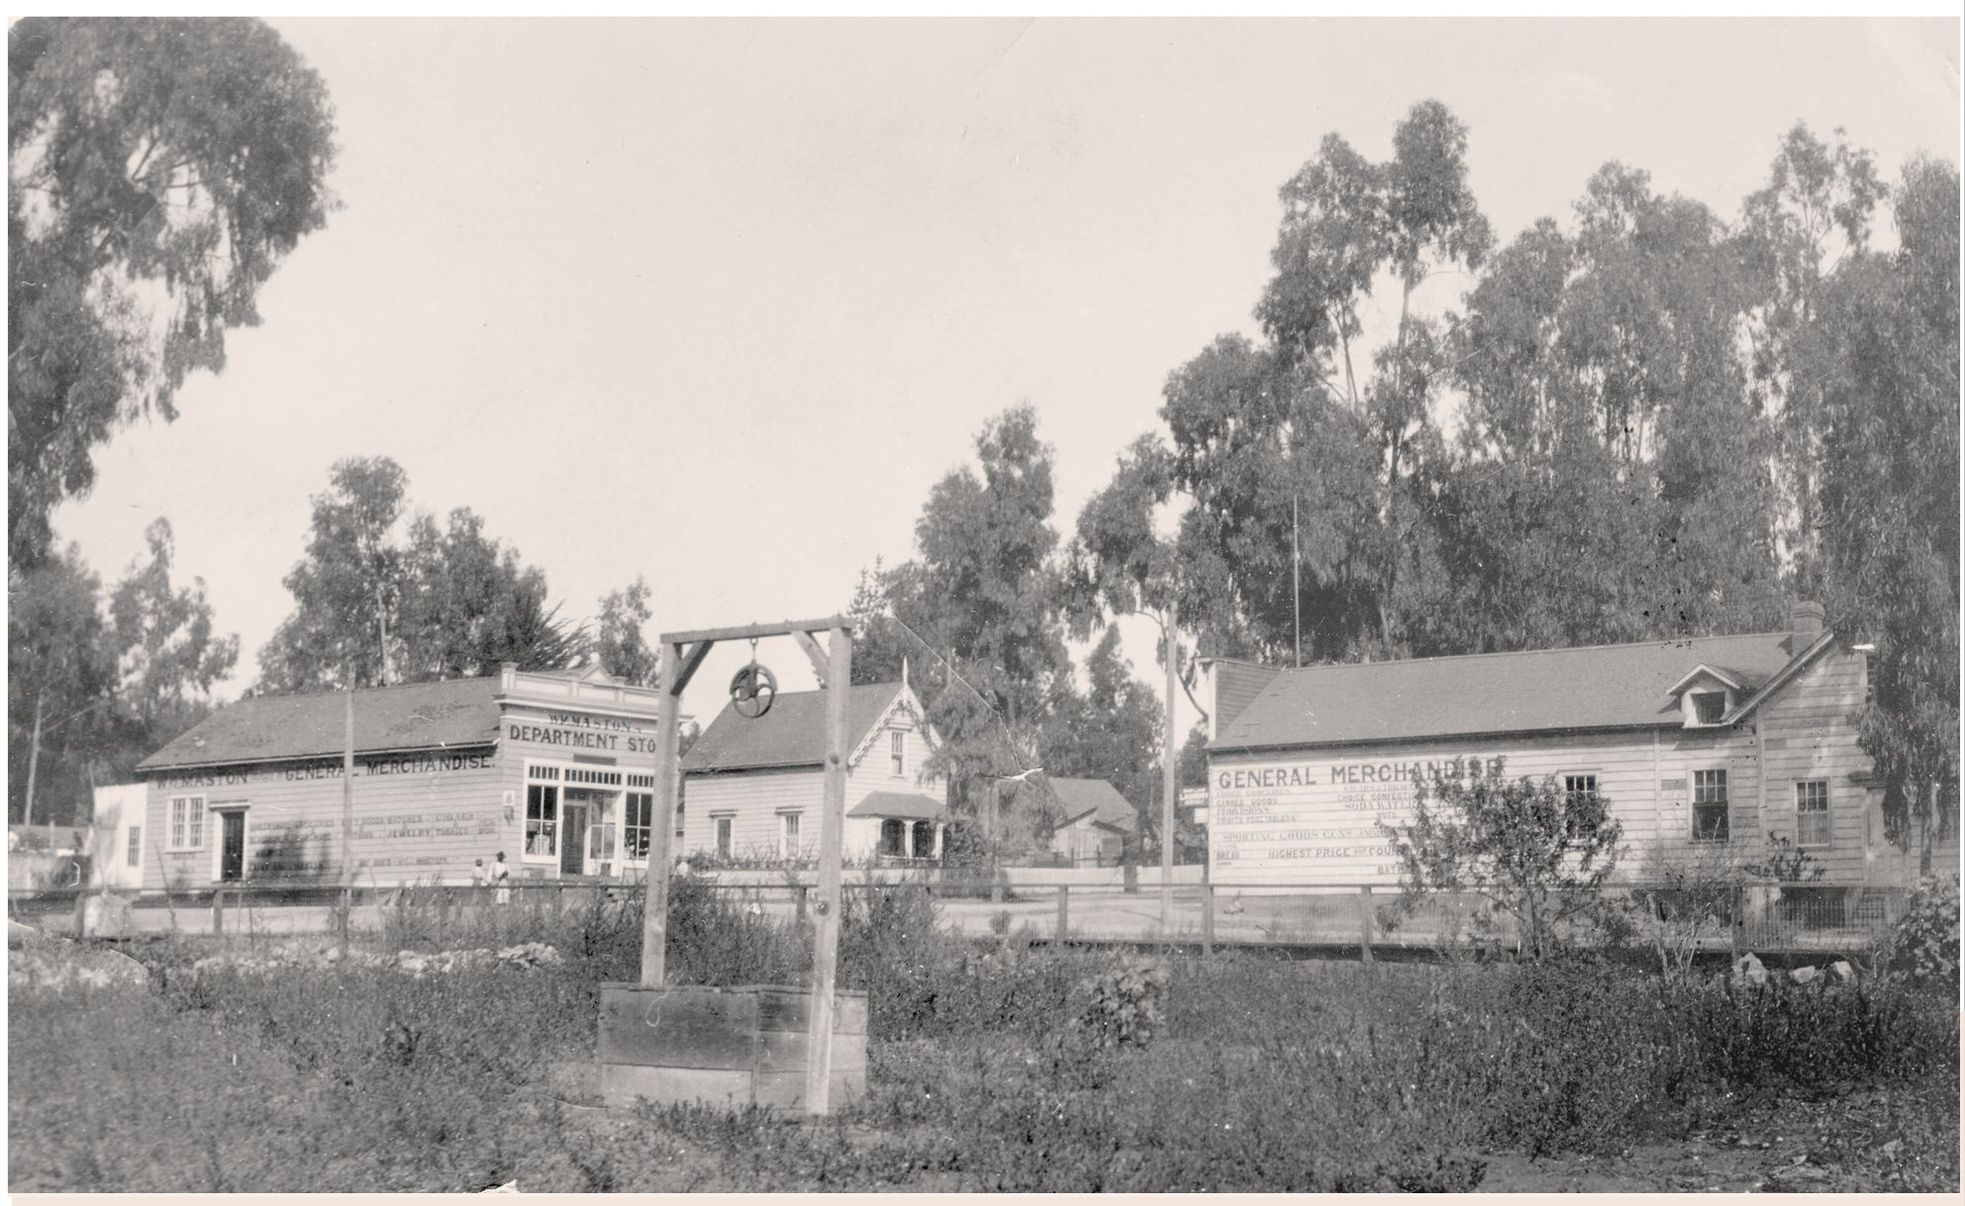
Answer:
[8,17,337,570]
[105,517,238,732]
[259,457,407,691]
[1037,626,1163,821]
[7,546,115,824]
[1815,156,1960,871]
[594,575,657,688]
[871,408,1071,846]
[1736,124,1885,588]
[259,458,586,690]
[1160,100,1492,662]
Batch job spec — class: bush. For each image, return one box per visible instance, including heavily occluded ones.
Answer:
[1888,875,1960,983]
[1073,955,1170,1049]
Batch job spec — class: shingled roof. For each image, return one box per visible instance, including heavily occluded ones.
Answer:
[1212,630,1822,754]
[138,677,502,772]
[1046,777,1138,831]
[682,681,907,773]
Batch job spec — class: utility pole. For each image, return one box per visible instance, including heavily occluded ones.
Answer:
[23,691,45,827]
[1292,495,1303,668]
[1160,602,1178,941]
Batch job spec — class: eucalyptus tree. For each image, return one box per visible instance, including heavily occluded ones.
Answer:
[8,17,338,571]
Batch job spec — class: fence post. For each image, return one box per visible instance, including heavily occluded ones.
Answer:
[211,888,225,937]
[796,884,809,922]
[1056,884,1069,939]
[1202,882,1214,957]
[73,886,89,938]
[1729,882,1741,962]
[1358,885,1374,965]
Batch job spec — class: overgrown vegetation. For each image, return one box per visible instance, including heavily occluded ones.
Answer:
[10,884,1957,1192]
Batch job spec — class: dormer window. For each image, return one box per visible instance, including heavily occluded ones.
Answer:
[1667,664,1743,729]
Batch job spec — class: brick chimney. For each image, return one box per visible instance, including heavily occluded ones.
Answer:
[1786,600,1825,654]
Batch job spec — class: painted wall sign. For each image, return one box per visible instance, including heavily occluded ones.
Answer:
[1211,754,1505,884]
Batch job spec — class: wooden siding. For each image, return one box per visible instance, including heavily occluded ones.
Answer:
[143,751,503,892]
[1202,647,1916,887]
[682,712,946,862]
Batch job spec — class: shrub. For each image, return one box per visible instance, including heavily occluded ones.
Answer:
[1073,955,1170,1049]
[1888,875,1960,983]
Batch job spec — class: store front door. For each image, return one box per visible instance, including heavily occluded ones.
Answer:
[219,811,247,882]
[561,803,586,876]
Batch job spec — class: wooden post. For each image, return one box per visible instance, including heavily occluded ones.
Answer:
[73,885,89,938]
[795,883,808,922]
[1160,604,1178,943]
[1358,885,1374,965]
[340,684,355,958]
[806,625,852,1115]
[212,888,226,936]
[1202,882,1214,956]
[1056,884,1070,939]
[640,642,684,987]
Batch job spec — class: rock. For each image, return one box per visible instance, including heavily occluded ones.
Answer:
[1790,965,1820,985]
[1731,952,1768,988]
[1830,960,1856,982]
[8,933,149,992]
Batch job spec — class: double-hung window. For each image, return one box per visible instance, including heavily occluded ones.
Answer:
[1562,773,1599,807]
[780,812,802,859]
[126,826,142,868]
[1692,769,1730,842]
[890,730,905,776]
[713,815,734,859]
[1795,780,1831,848]
[167,797,206,852]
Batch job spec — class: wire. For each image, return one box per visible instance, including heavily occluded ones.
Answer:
[877,608,1040,774]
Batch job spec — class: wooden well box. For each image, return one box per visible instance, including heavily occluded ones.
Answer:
[597,983,868,1112]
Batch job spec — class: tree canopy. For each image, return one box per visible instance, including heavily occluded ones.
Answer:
[8,17,337,571]
[259,457,587,691]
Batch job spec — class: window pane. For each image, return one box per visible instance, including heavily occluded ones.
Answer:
[127,827,142,867]
[526,784,558,856]
[1694,693,1725,724]
[1796,781,1830,847]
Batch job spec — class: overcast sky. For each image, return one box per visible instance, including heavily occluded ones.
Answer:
[49,16,1960,733]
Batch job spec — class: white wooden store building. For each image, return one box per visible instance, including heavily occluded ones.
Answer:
[1202,603,1959,889]
[679,680,947,863]
[132,664,671,891]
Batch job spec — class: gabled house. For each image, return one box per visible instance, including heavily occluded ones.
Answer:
[1040,777,1138,866]
[680,680,947,862]
[1201,602,1958,888]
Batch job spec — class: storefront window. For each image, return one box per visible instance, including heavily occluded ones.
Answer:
[624,792,653,859]
[525,766,561,858]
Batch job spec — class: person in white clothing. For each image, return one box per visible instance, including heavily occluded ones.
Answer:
[491,851,512,904]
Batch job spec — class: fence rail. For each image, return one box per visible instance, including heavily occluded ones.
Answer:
[9,875,1907,958]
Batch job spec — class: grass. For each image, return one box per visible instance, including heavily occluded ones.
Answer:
[9,883,1958,1192]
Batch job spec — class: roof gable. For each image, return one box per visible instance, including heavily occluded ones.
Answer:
[1212,630,1813,753]
[1665,664,1744,695]
[1033,776,1137,831]
[681,681,907,773]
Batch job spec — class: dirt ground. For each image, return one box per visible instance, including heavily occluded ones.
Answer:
[1480,1088,1950,1193]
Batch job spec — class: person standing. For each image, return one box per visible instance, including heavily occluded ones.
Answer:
[491,851,512,905]
[471,857,488,892]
